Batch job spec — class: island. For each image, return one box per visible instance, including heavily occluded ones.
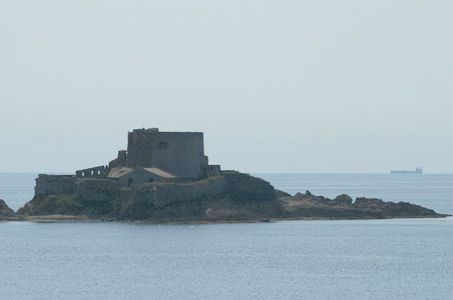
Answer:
[1,128,450,222]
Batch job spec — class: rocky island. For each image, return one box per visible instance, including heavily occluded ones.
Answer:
[1,128,450,222]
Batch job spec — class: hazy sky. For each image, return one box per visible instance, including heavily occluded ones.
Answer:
[1,0,452,173]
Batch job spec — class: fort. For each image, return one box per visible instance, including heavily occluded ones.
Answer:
[7,128,449,222]
[20,128,274,220]
[76,128,220,182]
[35,128,223,198]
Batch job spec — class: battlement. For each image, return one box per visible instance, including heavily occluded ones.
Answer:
[76,166,109,178]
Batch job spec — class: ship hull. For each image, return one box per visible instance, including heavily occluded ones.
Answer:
[390,171,423,174]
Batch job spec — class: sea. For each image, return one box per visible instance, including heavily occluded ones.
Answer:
[0,173,452,300]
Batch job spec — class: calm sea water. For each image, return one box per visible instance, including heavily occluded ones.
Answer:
[0,173,452,299]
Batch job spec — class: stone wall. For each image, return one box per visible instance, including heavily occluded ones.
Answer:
[35,174,77,195]
[134,176,226,208]
[76,178,119,202]
[205,165,221,177]
[76,166,109,178]
[126,128,208,179]
[109,150,127,168]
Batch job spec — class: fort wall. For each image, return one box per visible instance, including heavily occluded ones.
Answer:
[76,178,119,202]
[75,166,109,178]
[134,176,226,208]
[109,150,127,169]
[35,174,77,195]
[205,165,221,177]
[127,129,207,178]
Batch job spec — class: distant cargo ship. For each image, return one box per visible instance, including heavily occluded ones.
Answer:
[390,167,423,174]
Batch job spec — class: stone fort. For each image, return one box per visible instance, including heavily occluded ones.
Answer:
[76,128,221,183]
[35,128,223,201]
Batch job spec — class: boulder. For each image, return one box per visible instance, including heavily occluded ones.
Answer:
[0,199,14,217]
[333,194,353,205]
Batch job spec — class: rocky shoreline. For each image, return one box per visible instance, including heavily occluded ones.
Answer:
[1,172,450,223]
[1,213,450,224]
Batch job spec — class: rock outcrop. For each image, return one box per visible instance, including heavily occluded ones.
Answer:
[0,199,14,217]
[280,191,449,219]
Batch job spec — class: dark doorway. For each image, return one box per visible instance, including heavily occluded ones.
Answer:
[128,178,134,187]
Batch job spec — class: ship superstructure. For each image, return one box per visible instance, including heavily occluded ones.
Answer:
[390,167,423,174]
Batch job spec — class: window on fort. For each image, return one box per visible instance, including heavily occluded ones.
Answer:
[148,178,154,183]
[158,142,168,149]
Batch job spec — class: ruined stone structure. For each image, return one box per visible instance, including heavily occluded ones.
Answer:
[75,166,108,178]
[76,128,220,182]
[35,128,223,199]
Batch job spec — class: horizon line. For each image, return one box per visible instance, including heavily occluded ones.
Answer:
[1,171,453,175]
